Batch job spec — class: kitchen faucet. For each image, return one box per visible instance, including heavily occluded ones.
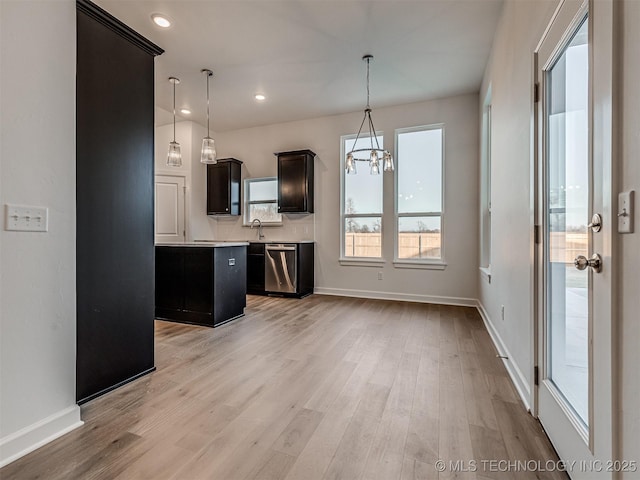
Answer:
[250,218,265,240]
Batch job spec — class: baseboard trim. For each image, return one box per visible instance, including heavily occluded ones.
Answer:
[476,300,532,411]
[0,405,83,468]
[77,366,156,405]
[314,287,477,307]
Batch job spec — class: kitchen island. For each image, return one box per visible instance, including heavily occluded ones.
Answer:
[155,242,248,327]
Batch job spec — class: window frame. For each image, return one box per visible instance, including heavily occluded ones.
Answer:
[393,124,446,269]
[243,177,282,226]
[339,131,385,265]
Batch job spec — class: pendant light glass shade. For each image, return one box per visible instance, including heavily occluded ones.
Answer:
[167,141,182,167]
[200,69,217,164]
[345,55,394,175]
[201,137,216,164]
[167,77,182,167]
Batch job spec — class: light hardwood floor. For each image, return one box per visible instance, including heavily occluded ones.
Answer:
[1,295,567,480]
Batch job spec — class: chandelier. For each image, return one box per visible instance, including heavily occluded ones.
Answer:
[345,55,393,175]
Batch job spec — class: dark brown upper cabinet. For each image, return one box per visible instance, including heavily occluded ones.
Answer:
[207,158,242,215]
[276,149,315,214]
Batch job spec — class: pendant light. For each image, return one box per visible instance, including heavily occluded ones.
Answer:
[200,69,217,164]
[345,55,394,175]
[167,77,182,167]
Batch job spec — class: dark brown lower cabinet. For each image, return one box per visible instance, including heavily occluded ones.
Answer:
[155,246,247,327]
[247,242,266,294]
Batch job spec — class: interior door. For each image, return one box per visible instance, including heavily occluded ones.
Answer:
[535,0,614,476]
[155,175,185,244]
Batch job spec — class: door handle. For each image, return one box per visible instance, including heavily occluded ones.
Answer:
[587,213,602,233]
[574,253,602,273]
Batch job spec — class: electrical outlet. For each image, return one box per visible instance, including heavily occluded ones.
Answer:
[377,271,383,280]
[501,305,505,321]
[5,204,48,232]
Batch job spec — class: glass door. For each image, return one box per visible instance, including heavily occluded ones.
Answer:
[535,0,615,476]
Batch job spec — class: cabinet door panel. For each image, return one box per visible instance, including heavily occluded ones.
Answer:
[214,246,247,324]
[155,247,184,311]
[207,163,230,214]
[278,154,306,212]
[183,248,214,317]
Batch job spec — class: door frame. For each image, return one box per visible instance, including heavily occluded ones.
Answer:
[532,0,618,471]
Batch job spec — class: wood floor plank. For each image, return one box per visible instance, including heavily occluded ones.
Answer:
[272,408,325,457]
[0,295,567,480]
[322,409,381,480]
[400,456,438,480]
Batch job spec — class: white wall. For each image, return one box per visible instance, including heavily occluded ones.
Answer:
[477,0,558,407]
[618,0,640,475]
[0,0,82,466]
[210,93,479,304]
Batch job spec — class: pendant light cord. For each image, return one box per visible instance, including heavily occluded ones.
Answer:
[366,57,370,109]
[206,73,210,136]
[172,80,176,142]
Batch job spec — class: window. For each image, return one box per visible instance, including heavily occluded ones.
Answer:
[395,125,444,263]
[244,177,282,225]
[341,134,384,259]
[481,88,492,274]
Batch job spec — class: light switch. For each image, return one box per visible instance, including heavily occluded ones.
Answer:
[4,204,48,232]
[618,191,634,234]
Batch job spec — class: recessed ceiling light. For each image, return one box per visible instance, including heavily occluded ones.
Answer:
[254,94,266,101]
[180,108,191,115]
[151,14,171,28]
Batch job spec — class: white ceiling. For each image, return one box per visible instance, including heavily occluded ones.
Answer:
[96,0,504,132]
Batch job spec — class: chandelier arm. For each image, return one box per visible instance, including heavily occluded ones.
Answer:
[371,115,380,150]
[368,111,381,151]
[351,111,368,151]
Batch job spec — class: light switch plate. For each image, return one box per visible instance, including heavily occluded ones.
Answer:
[618,191,634,233]
[5,204,49,232]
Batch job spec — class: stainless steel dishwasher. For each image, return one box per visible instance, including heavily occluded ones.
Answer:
[265,244,297,294]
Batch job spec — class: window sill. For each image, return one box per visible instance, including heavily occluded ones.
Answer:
[339,258,386,267]
[393,260,447,270]
[480,266,492,283]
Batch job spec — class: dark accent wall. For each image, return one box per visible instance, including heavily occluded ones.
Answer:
[76,0,163,404]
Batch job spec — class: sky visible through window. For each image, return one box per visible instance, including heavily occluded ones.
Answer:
[344,135,383,215]
[397,128,442,233]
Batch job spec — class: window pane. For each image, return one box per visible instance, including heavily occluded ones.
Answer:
[250,179,277,202]
[249,203,281,223]
[398,128,442,213]
[344,217,381,257]
[398,216,441,259]
[344,135,383,214]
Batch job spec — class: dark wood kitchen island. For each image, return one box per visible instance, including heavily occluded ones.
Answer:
[155,242,248,327]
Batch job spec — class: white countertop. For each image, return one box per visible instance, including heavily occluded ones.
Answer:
[245,240,315,244]
[155,241,249,248]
